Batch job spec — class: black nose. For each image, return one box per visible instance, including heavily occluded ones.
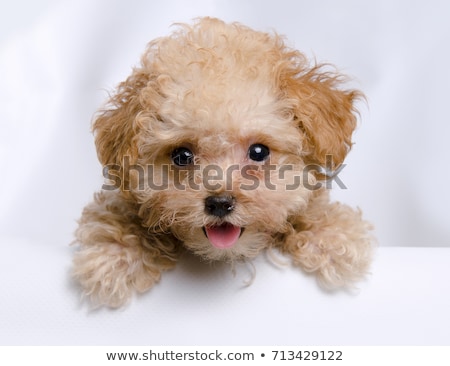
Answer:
[205,195,235,218]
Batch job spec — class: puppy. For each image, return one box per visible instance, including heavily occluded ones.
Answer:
[73,17,373,307]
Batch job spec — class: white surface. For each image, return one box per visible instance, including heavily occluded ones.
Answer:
[1,0,450,346]
[0,241,449,346]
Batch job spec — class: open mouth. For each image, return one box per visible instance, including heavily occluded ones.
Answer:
[203,223,243,249]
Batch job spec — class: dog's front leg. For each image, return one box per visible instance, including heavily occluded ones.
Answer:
[282,190,374,288]
[72,191,179,307]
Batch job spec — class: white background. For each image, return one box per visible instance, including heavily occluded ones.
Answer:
[0,0,449,346]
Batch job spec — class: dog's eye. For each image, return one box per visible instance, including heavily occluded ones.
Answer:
[171,147,194,166]
[248,144,270,162]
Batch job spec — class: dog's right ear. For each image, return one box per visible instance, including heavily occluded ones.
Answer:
[279,63,362,172]
[93,70,151,167]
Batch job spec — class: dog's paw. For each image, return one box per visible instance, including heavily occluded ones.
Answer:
[285,203,374,288]
[72,243,162,308]
[292,232,373,288]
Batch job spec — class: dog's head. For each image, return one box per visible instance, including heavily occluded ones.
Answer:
[94,18,361,261]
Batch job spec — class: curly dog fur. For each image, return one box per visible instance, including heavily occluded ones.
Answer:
[73,17,374,307]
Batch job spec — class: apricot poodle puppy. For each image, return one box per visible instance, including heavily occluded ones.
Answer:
[73,17,374,307]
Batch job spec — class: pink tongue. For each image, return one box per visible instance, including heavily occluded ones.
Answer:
[205,224,241,249]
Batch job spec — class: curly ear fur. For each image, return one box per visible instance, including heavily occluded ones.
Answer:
[280,63,362,170]
[93,69,151,167]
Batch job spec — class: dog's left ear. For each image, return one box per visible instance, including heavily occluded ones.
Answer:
[282,65,362,171]
[93,67,156,169]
